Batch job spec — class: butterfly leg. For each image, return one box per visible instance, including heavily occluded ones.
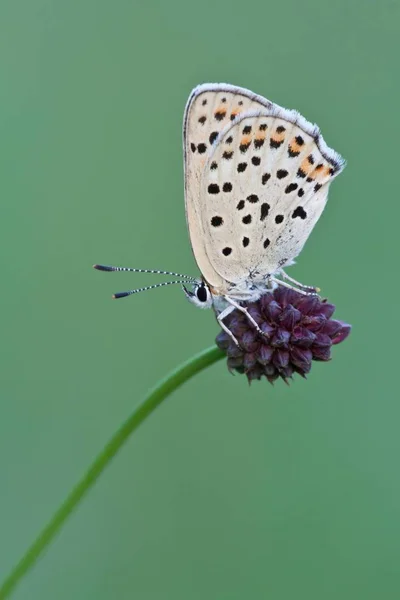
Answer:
[217,305,240,346]
[223,297,265,338]
[271,270,320,296]
[280,270,319,291]
[270,276,310,295]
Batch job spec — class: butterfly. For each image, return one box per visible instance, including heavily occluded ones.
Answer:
[94,83,345,345]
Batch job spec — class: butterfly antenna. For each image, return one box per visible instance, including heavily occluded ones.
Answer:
[112,280,187,299]
[93,264,196,282]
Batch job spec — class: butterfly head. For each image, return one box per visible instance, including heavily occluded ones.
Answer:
[182,280,213,309]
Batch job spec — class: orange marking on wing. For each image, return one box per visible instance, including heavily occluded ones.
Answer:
[300,157,314,175]
[255,132,266,142]
[240,135,252,146]
[271,131,286,144]
[215,106,227,115]
[321,165,332,178]
[230,108,241,119]
[288,137,305,155]
[310,163,329,182]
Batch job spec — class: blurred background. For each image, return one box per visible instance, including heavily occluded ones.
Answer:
[1,1,399,598]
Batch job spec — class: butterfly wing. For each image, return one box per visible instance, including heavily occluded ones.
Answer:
[198,98,345,287]
[183,83,273,291]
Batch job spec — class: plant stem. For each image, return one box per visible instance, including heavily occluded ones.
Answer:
[0,345,224,599]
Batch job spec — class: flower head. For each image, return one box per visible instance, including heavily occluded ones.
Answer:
[215,287,351,383]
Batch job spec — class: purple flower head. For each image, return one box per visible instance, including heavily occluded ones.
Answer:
[215,287,351,383]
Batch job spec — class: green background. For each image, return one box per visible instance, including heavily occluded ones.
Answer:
[1,0,398,598]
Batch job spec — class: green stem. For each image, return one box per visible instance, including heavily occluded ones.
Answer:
[0,345,224,599]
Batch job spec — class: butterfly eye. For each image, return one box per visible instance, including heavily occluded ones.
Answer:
[182,281,212,309]
[196,284,208,302]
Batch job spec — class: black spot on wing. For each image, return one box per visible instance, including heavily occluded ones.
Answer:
[292,206,307,219]
[208,184,220,194]
[270,138,283,149]
[262,173,271,185]
[260,203,270,221]
[211,216,223,227]
[285,183,298,194]
[277,169,288,179]
[209,131,218,144]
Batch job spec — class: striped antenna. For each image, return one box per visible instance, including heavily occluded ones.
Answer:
[93,264,196,282]
[112,280,187,299]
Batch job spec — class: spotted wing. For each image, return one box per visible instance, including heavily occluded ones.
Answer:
[200,106,345,286]
[183,83,274,290]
